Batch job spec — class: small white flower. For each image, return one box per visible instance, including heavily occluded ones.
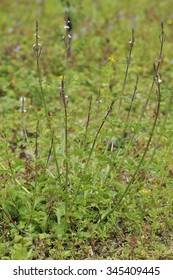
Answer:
[21,131,27,137]
[19,97,26,113]
[34,33,40,38]
[20,97,26,102]
[64,25,70,29]
[19,108,26,113]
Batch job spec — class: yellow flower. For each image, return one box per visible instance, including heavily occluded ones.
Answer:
[58,75,64,80]
[108,54,116,64]
[167,18,173,26]
[139,189,151,195]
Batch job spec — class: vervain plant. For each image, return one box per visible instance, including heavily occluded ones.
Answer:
[60,5,73,217]
[1,0,173,260]
[102,22,165,188]
[102,21,165,188]
[33,20,61,182]
[60,75,69,217]
[99,65,162,222]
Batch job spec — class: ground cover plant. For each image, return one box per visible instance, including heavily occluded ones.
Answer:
[0,0,173,260]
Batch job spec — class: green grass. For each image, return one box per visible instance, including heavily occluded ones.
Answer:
[0,0,173,260]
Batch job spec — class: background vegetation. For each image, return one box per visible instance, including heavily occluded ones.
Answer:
[0,0,173,259]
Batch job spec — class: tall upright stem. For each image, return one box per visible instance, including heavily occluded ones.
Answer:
[33,21,61,182]
[141,22,165,118]
[118,29,135,115]
[33,21,50,128]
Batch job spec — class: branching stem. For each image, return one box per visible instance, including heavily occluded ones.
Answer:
[99,70,162,223]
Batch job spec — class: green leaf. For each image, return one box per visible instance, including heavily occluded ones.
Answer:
[11,244,28,260]
[55,202,65,224]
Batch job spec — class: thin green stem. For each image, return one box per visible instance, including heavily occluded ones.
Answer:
[141,22,165,119]
[118,29,135,115]
[64,94,69,215]
[34,120,39,192]
[124,74,139,135]
[149,89,173,164]
[60,76,69,216]
[81,94,93,149]
[58,6,72,217]
[34,22,50,128]
[0,205,25,235]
